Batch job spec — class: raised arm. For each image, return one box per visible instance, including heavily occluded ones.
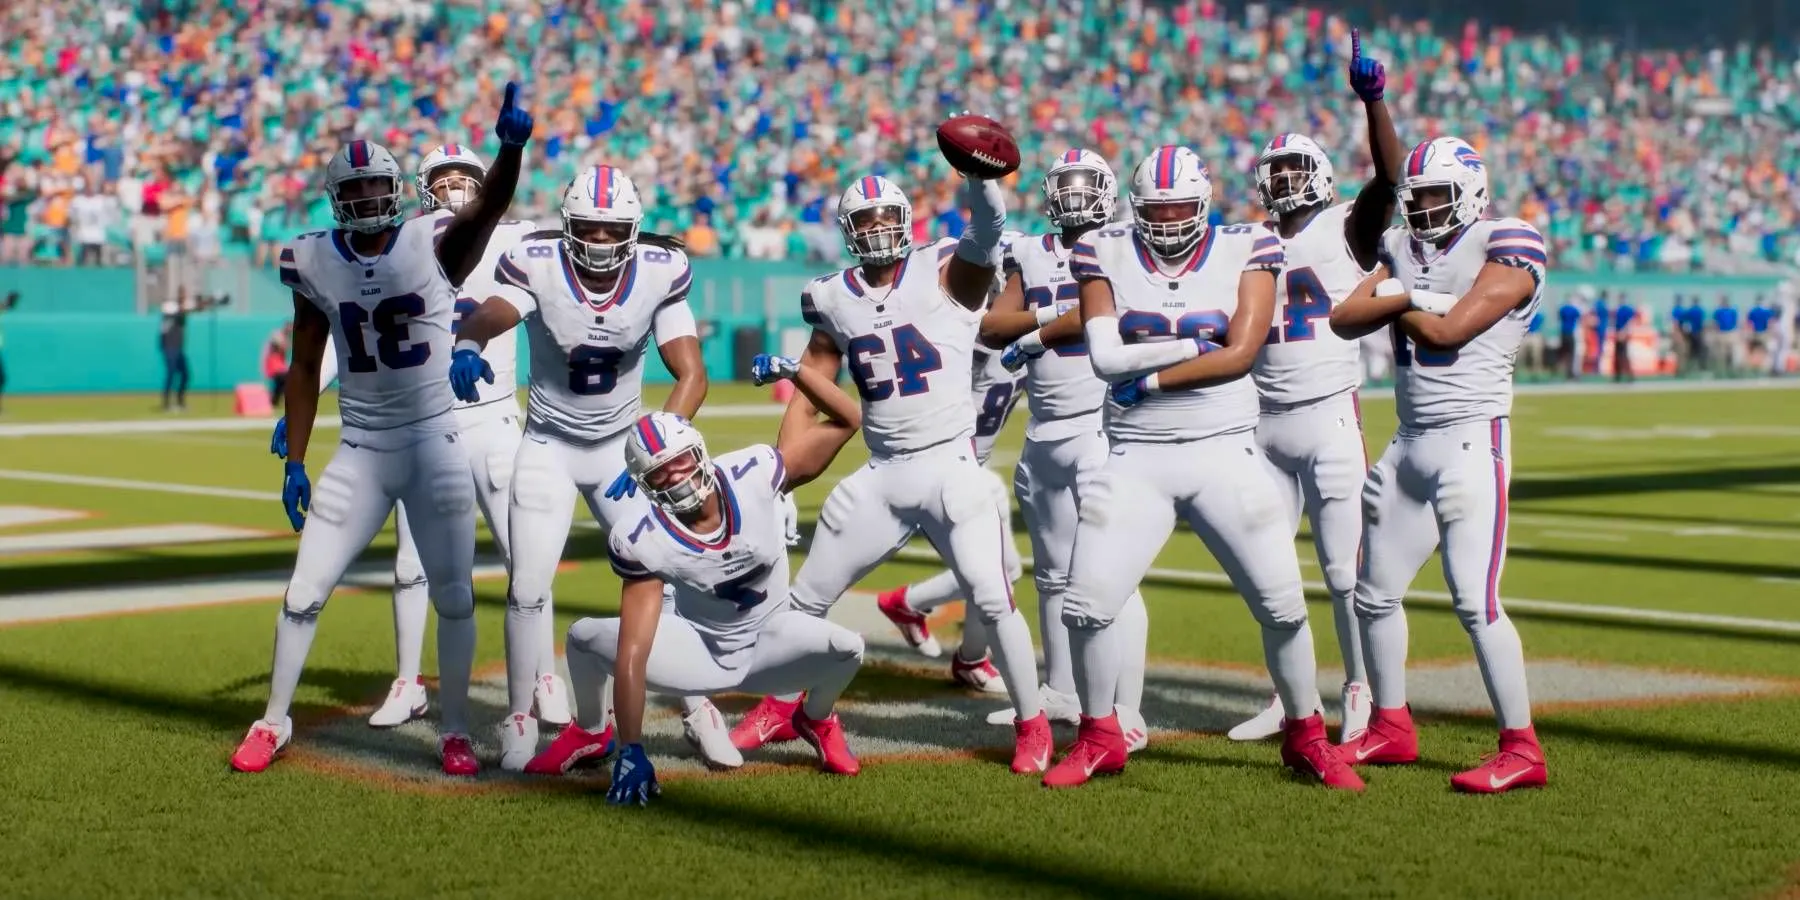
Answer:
[1345,29,1403,269]
[1133,270,1277,392]
[436,83,532,285]
[942,178,1008,310]
[1331,265,1410,339]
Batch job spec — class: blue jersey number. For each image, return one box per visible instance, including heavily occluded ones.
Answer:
[337,293,430,373]
[1117,309,1230,343]
[569,345,626,395]
[1022,283,1086,356]
[451,296,477,336]
[1267,267,1332,344]
[846,324,942,401]
[714,563,773,611]
[975,381,1021,437]
[1391,329,1458,367]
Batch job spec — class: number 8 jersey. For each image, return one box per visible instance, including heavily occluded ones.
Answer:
[1251,202,1367,407]
[487,237,697,446]
[803,239,980,457]
[1072,223,1284,443]
[281,215,457,436]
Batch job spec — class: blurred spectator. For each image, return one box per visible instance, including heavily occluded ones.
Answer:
[69,180,114,266]
[1747,296,1774,368]
[1521,311,1547,378]
[263,322,292,410]
[1557,293,1583,379]
[1710,296,1741,375]
[741,208,787,260]
[684,212,722,258]
[158,288,226,413]
[1612,294,1636,383]
[1773,285,1797,375]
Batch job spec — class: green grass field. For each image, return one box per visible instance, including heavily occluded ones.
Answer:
[3,383,1799,899]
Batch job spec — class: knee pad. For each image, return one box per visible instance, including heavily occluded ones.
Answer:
[566,616,619,652]
[1249,589,1308,631]
[786,585,833,619]
[827,627,865,663]
[394,550,426,589]
[1059,585,1115,631]
[1353,585,1401,621]
[508,584,549,614]
[431,583,475,620]
[282,580,328,621]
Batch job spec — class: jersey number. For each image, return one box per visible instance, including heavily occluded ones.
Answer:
[1022,283,1086,356]
[975,381,1021,438]
[1266,267,1332,344]
[1391,329,1458,367]
[846,324,942,401]
[451,296,477,335]
[569,346,626,395]
[1117,309,1230,343]
[338,294,431,373]
[714,563,773,611]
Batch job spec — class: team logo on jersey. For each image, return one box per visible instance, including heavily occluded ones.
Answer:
[1454,145,1484,172]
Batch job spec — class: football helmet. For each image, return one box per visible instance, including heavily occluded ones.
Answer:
[1043,148,1117,228]
[325,140,405,233]
[561,165,644,273]
[1397,137,1490,242]
[1129,146,1213,257]
[836,175,913,266]
[1255,133,1336,216]
[417,144,487,213]
[624,412,717,515]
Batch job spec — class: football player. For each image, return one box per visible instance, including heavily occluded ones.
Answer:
[268,143,565,729]
[1030,146,1360,790]
[1227,29,1402,744]
[448,164,717,771]
[729,171,1055,774]
[1328,136,1549,793]
[230,84,534,777]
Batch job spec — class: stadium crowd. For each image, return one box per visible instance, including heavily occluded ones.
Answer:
[2,0,1799,273]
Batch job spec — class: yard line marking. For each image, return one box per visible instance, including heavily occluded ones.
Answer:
[0,506,87,529]
[1758,577,1800,587]
[0,403,787,439]
[0,524,272,557]
[1537,529,1629,543]
[888,547,1800,635]
[1511,513,1800,542]
[0,469,277,501]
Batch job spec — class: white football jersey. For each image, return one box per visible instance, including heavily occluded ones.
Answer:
[441,213,537,408]
[491,238,695,445]
[1006,232,1106,439]
[280,216,457,435]
[1072,223,1284,443]
[606,445,790,657]
[1253,202,1367,406]
[803,239,980,457]
[1380,218,1547,430]
[971,345,1025,465]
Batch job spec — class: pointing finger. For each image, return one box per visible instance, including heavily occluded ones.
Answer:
[503,81,518,109]
[1351,28,1361,59]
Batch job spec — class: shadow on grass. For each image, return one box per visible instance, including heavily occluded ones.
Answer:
[1512,464,1800,502]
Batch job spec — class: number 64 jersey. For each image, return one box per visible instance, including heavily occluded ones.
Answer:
[487,237,697,445]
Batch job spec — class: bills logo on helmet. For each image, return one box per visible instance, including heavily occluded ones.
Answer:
[1454,146,1484,172]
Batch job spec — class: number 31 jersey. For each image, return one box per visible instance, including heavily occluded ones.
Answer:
[281,215,457,438]
[1252,202,1367,407]
[1072,223,1284,443]
[803,239,979,457]
[489,238,696,445]
[607,444,790,657]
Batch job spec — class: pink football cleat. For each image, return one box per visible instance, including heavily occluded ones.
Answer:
[1451,726,1548,794]
[524,722,615,776]
[1042,713,1128,789]
[950,653,1007,693]
[730,695,801,751]
[1281,714,1365,791]
[439,733,480,777]
[1011,712,1053,774]
[230,718,291,773]
[876,587,941,658]
[1341,705,1420,767]
[792,709,860,775]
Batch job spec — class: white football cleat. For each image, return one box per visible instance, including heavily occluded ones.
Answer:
[534,673,572,726]
[498,712,540,772]
[1339,681,1372,744]
[986,685,1080,725]
[368,677,428,728]
[1117,705,1150,754]
[682,700,744,770]
[1227,693,1286,741]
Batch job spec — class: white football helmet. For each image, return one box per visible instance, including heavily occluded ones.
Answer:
[562,165,644,273]
[624,412,717,515]
[1043,148,1117,228]
[836,175,913,266]
[1255,133,1336,216]
[1129,146,1213,257]
[416,143,487,213]
[325,140,405,233]
[1397,136,1490,242]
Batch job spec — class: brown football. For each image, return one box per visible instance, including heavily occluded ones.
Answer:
[936,114,1021,178]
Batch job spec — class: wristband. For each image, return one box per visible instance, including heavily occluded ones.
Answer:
[1143,374,1161,394]
[455,339,482,355]
[1034,304,1061,327]
[1017,331,1046,355]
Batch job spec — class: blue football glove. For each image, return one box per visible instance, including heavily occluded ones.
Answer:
[607,743,661,807]
[270,417,288,458]
[1000,340,1043,373]
[604,469,639,501]
[282,461,311,532]
[448,348,494,403]
[494,81,534,147]
[1110,378,1151,409]
[750,353,800,387]
[1348,29,1386,103]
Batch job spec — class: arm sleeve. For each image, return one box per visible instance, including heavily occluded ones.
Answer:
[1084,317,1200,379]
[953,177,1006,268]
[607,529,654,580]
[652,297,699,343]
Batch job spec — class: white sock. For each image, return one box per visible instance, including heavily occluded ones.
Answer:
[537,592,558,682]
[1332,587,1367,685]
[957,612,990,660]
[263,610,319,723]
[1261,622,1322,722]
[392,576,429,683]
[563,639,611,733]
[772,691,803,704]
[504,602,544,716]
[904,570,964,613]
[1360,608,1410,710]
[1470,613,1533,729]
[435,613,476,734]
[680,696,708,716]
[1113,591,1149,711]
[987,611,1043,720]
[1067,622,1121,720]
[1038,584,1075,696]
